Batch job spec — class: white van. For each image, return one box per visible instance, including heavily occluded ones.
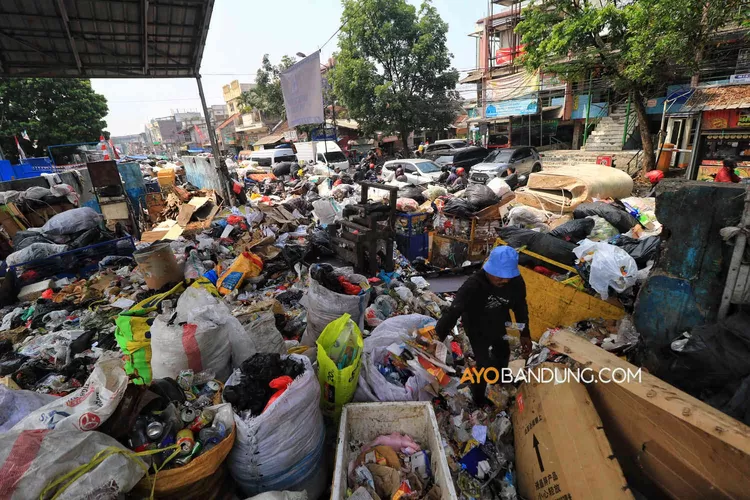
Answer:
[247,148,297,169]
[294,141,350,172]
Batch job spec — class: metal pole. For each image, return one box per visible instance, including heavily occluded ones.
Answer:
[196,75,231,204]
[718,187,750,319]
[539,71,544,146]
[583,72,593,147]
[654,98,670,169]
[621,92,632,148]
[528,114,531,146]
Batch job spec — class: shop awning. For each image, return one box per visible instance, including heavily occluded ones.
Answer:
[253,134,285,146]
[0,0,215,78]
[682,84,750,112]
[460,71,484,84]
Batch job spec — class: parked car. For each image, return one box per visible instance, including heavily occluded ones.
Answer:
[381,159,444,184]
[469,146,542,189]
[422,139,468,156]
[423,146,489,173]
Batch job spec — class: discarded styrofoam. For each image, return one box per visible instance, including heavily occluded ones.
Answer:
[332,402,457,499]
[18,279,55,302]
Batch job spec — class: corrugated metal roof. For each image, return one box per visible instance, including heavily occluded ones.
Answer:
[0,0,215,78]
[682,84,750,111]
[253,133,285,146]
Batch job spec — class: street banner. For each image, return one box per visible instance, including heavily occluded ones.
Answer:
[280,51,324,127]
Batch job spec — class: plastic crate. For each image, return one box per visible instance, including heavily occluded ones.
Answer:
[396,233,429,261]
[332,402,457,499]
[395,212,430,237]
[11,236,136,285]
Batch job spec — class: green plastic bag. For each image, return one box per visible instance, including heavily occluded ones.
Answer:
[316,313,363,419]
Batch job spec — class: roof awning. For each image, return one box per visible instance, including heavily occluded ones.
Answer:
[0,0,215,78]
[253,134,285,146]
[236,123,267,133]
[460,71,483,84]
[682,84,750,111]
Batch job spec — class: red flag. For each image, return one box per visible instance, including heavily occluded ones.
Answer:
[14,136,27,161]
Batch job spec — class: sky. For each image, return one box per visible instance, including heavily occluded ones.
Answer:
[92,0,488,136]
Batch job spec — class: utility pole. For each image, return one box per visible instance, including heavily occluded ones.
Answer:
[196,75,232,204]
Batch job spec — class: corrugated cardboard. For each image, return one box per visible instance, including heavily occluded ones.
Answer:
[512,362,633,500]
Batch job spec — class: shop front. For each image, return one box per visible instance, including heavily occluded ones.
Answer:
[681,83,750,181]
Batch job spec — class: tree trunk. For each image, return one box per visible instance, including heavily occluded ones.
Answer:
[633,95,655,173]
[399,126,411,157]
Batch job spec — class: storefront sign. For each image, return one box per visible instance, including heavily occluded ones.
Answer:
[486,99,538,119]
[311,127,336,141]
[730,73,750,85]
[738,111,750,128]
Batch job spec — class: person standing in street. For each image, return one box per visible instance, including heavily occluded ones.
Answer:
[435,246,532,405]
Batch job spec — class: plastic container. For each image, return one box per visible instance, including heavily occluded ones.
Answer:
[133,241,182,290]
[332,402,457,499]
[395,212,430,237]
[157,168,176,188]
[396,233,429,261]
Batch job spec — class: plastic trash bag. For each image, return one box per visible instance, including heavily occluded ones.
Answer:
[217,251,263,295]
[0,429,146,499]
[365,295,399,327]
[227,355,326,498]
[41,207,102,236]
[6,242,68,266]
[464,183,499,209]
[354,314,437,403]
[424,185,447,202]
[396,198,419,212]
[586,216,620,242]
[487,177,511,198]
[507,206,548,230]
[442,198,477,217]
[150,286,233,381]
[22,186,52,200]
[612,235,661,268]
[573,239,638,299]
[0,385,58,432]
[316,314,364,418]
[573,202,637,233]
[300,268,370,347]
[11,357,128,431]
[231,311,286,369]
[549,218,595,243]
[498,226,577,272]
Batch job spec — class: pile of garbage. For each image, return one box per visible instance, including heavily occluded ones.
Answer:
[348,433,441,499]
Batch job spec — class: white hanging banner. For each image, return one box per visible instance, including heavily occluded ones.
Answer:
[280,51,325,127]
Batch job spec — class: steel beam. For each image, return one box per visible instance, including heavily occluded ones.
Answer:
[55,0,82,74]
[142,0,149,75]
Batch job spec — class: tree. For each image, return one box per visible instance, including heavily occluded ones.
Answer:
[330,0,459,150]
[516,0,745,172]
[0,78,108,162]
[241,54,297,121]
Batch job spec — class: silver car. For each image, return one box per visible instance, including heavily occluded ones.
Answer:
[469,147,542,189]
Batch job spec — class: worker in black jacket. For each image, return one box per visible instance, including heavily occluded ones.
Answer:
[435,245,532,405]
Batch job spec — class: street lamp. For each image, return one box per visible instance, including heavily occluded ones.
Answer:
[296,52,306,58]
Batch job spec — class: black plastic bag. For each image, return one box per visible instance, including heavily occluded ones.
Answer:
[667,313,750,392]
[443,198,477,218]
[307,228,336,259]
[549,218,595,243]
[498,226,577,272]
[398,186,427,204]
[465,184,499,210]
[612,235,660,268]
[573,202,638,233]
[272,161,293,177]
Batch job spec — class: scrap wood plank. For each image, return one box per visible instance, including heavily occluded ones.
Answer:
[541,329,750,499]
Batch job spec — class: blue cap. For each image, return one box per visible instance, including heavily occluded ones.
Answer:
[483,246,520,278]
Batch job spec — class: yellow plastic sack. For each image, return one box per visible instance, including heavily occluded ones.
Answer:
[316,313,363,419]
[216,251,263,295]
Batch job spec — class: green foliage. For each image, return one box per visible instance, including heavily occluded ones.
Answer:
[517,0,745,93]
[243,54,297,120]
[0,78,108,160]
[330,0,459,141]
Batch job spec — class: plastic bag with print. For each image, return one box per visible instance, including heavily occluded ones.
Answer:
[11,356,128,432]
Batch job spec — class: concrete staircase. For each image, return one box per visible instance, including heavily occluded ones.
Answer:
[582,105,636,152]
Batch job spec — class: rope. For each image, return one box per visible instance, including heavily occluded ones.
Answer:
[40,444,181,500]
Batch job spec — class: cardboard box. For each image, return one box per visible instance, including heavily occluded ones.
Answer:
[512,362,632,500]
[542,329,750,499]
